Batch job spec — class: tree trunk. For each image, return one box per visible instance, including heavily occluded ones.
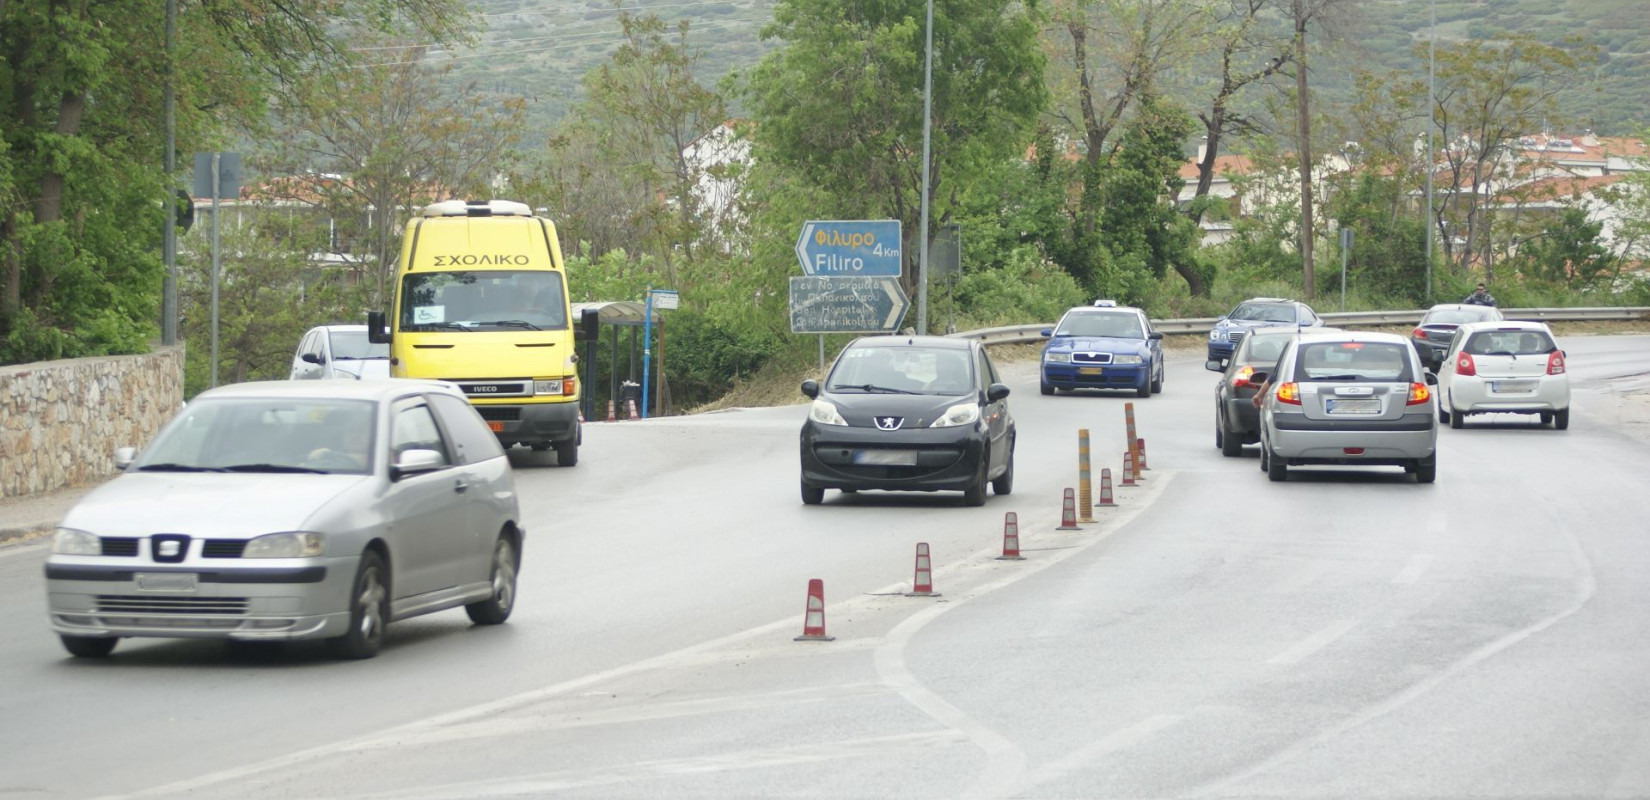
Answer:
[1294,13,1315,300]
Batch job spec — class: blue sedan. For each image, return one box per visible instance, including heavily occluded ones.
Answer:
[1039,306,1165,398]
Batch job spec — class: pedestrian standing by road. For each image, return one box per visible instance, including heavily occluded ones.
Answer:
[1464,282,1498,307]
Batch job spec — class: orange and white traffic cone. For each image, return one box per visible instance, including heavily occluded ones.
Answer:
[996,512,1026,561]
[605,399,616,422]
[1120,452,1138,488]
[1096,468,1119,507]
[905,542,940,597]
[1056,488,1082,531]
[1136,437,1150,470]
[794,579,834,641]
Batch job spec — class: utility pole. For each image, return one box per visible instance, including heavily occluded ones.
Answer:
[161,0,178,346]
[915,0,934,334]
[1424,0,1436,303]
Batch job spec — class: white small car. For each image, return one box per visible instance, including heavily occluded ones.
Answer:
[291,324,391,380]
[1436,320,1570,429]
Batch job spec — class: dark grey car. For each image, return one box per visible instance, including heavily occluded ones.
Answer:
[1207,327,1336,457]
[1409,304,1504,370]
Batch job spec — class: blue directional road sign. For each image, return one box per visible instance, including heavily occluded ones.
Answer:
[794,220,902,277]
[789,276,910,334]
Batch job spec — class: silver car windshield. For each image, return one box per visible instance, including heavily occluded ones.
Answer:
[1294,342,1413,382]
[135,398,377,475]
[828,347,974,395]
[330,330,389,360]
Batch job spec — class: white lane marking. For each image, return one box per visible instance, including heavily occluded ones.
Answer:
[328,730,971,800]
[339,683,894,752]
[1188,508,1598,798]
[104,474,1178,800]
[1392,553,1434,585]
[1266,619,1359,666]
[1011,714,1184,795]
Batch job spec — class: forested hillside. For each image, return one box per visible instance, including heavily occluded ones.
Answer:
[448,0,1647,140]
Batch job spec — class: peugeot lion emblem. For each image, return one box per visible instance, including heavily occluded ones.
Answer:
[875,416,904,431]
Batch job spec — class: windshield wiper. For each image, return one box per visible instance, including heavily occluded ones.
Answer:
[832,383,920,394]
[136,463,226,473]
[406,322,472,332]
[220,464,331,474]
[486,320,542,330]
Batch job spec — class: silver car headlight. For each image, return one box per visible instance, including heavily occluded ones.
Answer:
[930,402,980,428]
[809,399,847,426]
[52,528,101,555]
[1044,352,1071,363]
[1112,354,1143,365]
[1209,329,1227,342]
[244,532,325,558]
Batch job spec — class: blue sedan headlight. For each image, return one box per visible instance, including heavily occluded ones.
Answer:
[1112,354,1144,365]
[1209,328,1227,342]
[1043,352,1071,364]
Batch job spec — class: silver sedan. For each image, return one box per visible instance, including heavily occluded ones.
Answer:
[43,380,523,659]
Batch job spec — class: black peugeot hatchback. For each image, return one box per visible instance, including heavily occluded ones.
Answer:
[799,335,1015,506]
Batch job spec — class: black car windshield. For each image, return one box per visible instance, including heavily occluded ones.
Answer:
[136,398,377,475]
[828,346,974,395]
[1055,312,1143,339]
[399,270,568,332]
[1231,303,1298,323]
[1294,342,1412,382]
[329,330,389,360]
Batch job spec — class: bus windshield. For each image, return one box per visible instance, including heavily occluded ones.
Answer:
[399,271,568,332]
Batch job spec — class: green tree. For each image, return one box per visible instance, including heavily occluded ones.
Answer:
[0,0,472,365]
[1503,207,1617,289]
[1097,99,1203,304]
[738,0,1047,313]
[1324,171,1429,303]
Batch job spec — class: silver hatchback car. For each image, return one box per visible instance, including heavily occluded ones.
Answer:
[44,380,522,659]
[1252,331,1440,483]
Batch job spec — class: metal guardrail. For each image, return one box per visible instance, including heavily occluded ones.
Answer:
[958,307,1650,346]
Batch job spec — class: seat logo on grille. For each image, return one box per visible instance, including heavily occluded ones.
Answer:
[151,534,190,563]
[875,416,904,431]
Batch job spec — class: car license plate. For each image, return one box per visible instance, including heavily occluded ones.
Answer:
[1490,381,1535,393]
[135,572,198,592]
[1078,367,1103,376]
[1326,398,1380,415]
[854,450,918,466]
[487,420,504,432]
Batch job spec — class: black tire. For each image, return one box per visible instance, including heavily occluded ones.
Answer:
[991,444,1015,496]
[1554,408,1570,430]
[1150,361,1163,394]
[1220,415,1243,458]
[1266,445,1288,482]
[555,437,578,467]
[1415,453,1437,484]
[328,551,388,660]
[1135,381,1151,398]
[466,536,519,625]
[1439,405,1450,424]
[1539,411,1553,426]
[1040,381,1054,396]
[800,479,824,505]
[1448,395,1465,429]
[60,635,117,658]
[963,454,989,506]
[1214,416,1224,449]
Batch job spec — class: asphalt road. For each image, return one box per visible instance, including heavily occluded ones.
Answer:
[1,335,1647,799]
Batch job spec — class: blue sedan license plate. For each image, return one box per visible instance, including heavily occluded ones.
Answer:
[854,450,918,466]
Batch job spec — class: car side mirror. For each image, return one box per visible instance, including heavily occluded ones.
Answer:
[1148,331,1164,340]
[300,352,324,365]
[800,379,819,399]
[1249,371,1270,385]
[1205,358,1226,372]
[390,449,444,480]
[986,383,1011,402]
[1217,314,1228,321]
[114,447,136,471]
[1424,372,1439,386]
[576,307,600,342]
[367,310,392,345]
[1039,328,1053,338]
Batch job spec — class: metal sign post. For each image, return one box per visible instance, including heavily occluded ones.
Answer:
[193,152,240,388]
[1339,227,1353,312]
[640,289,678,419]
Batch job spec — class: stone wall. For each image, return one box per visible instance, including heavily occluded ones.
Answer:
[0,346,184,500]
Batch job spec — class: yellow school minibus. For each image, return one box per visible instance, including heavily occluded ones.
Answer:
[368,200,598,465]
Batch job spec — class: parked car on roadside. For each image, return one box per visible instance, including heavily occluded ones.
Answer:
[1039,302,1165,398]
[1252,330,1439,483]
[1207,326,1339,457]
[799,335,1014,506]
[43,379,522,660]
[290,324,391,381]
[1409,303,1504,370]
[1207,298,1323,361]
[1436,320,1570,429]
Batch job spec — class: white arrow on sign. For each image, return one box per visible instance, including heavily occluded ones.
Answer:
[793,222,816,274]
[876,278,905,329]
